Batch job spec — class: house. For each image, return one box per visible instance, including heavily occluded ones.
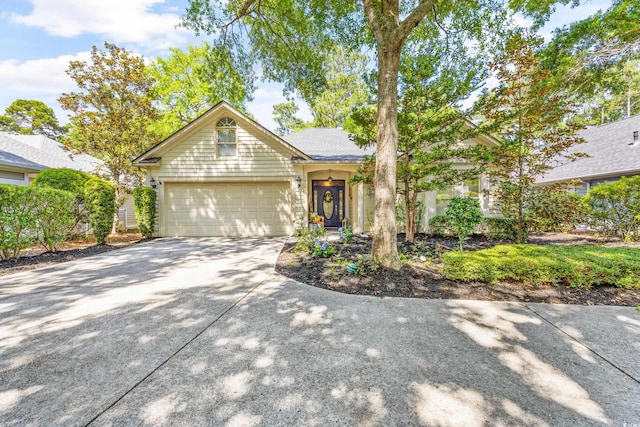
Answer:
[0,132,137,230]
[0,139,47,185]
[133,101,499,237]
[538,115,640,192]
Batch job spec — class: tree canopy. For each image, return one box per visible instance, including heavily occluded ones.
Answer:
[59,42,159,210]
[541,0,640,123]
[148,41,255,138]
[0,99,67,140]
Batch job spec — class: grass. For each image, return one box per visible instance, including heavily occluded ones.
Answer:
[441,244,640,289]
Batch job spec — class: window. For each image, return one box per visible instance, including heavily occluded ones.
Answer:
[461,179,480,199]
[574,182,588,196]
[436,179,480,216]
[436,187,454,216]
[216,117,237,157]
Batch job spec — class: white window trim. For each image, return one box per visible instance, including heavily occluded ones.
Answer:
[216,117,238,158]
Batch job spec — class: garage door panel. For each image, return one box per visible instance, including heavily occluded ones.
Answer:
[166,182,293,237]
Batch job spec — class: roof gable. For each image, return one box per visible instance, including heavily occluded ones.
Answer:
[133,101,310,164]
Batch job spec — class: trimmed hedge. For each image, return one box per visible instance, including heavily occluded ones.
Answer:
[85,177,115,245]
[33,187,75,252]
[32,168,91,201]
[33,168,92,234]
[442,244,640,289]
[133,186,157,238]
[0,185,38,259]
[0,185,75,258]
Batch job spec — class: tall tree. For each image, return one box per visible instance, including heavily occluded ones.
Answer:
[59,42,159,212]
[0,99,67,139]
[272,101,307,136]
[309,46,370,128]
[182,0,573,269]
[542,0,640,116]
[350,46,489,242]
[477,34,586,243]
[148,42,255,138]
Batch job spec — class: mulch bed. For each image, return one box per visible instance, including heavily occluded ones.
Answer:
[0,233,144,277]
[276,233,640,307]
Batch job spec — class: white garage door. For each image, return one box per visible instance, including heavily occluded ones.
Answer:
[166,182,294,237]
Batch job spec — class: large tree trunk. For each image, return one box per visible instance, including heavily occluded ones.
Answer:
[372,46,401,269]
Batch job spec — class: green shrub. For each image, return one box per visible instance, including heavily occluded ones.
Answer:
[133,186,157,238]
[293,225,325,253]
[33,187,75,252]
[481,217,517,240]
[585,176,640,241]
[85,177,115,245]
[429,215,452,236]
[312,241,335,258]
[529,191,589,233]
[445,197,483,251]
[0,185,38,259]
[442,244,640,289]
[33,168,92,234]
[32,168,91,200]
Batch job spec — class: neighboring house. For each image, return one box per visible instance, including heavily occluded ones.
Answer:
[538,115,640,192]
[133,101,499,237]
[0,142,47,185]
[0,132,137,230]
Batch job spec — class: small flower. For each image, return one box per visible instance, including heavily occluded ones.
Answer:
[321,242,329,251]
[338,227,344,232]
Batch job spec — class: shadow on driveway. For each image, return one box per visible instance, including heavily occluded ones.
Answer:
[1,237,638,426]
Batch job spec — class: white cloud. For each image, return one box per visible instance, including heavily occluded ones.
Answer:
[0,53,90,94]
[0,53,93,124]
[10,0,189,49]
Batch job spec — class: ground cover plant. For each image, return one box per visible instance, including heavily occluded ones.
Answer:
[276,232,640,306]
[442,244,640,288]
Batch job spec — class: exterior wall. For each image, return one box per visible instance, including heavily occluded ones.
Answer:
[300,165,361,231]
[0,169,29,186]
[118,195,138,230]
[146,116,303,237]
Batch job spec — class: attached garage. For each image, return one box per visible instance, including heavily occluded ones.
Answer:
[165,182,294,237]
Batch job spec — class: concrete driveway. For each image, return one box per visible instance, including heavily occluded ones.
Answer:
[0,238,638,426]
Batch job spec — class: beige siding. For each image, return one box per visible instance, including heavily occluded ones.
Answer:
[165,182,294,237]
[118,195,138,229]
[149,119,304,237]
[158,125,296,179]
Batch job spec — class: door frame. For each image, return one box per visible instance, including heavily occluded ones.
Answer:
[311,180,346,228]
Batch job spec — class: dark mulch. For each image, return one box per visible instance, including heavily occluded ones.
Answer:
[0,233,145,277]
[275,233,640,307]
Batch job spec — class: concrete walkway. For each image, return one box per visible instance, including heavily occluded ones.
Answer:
[0,238,638,426]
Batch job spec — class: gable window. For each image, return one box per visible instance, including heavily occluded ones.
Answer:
[217,117,237,157]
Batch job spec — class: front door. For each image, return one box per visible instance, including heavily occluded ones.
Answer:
[312,180,345,228]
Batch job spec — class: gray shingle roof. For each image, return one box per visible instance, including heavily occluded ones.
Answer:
[539,115,640,183]
[0,132,102,173]
[0,149,47,172]
[282,128,374,161]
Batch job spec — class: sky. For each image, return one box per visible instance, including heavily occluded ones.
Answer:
[0,0,612,133]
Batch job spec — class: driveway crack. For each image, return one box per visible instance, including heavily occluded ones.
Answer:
[524,303,640,385]
[83,276,270,426]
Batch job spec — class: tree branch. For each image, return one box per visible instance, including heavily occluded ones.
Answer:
[397,0,436,42]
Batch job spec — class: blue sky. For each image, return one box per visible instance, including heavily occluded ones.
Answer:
[0,0,611,132]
